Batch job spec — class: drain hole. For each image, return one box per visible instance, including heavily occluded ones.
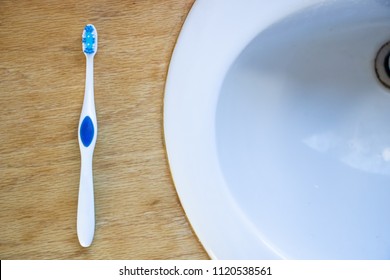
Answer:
[384,53,390,78]
[375,42,390,89]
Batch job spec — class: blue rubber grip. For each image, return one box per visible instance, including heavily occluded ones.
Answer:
[80,116,94,147]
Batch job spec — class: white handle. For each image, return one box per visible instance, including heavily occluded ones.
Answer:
[77,153,95,247]
[77,55,97,247]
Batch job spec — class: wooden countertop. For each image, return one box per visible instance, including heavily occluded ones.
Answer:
[0,0,208,259]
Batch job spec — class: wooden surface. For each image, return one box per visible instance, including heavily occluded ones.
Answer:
[0,0,208,259]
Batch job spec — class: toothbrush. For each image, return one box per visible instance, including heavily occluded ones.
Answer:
[77,24,98,247]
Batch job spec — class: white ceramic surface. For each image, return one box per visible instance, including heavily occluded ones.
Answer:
[164,0,390,259]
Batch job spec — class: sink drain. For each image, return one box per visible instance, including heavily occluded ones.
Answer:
[375,42,390,88]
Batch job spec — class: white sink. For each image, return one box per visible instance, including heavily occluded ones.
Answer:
[164,0,390,259]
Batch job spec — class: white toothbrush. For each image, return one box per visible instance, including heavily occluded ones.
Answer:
[77,24,98,247]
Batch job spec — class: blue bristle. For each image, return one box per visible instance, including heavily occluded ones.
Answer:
[84,25,94,33]
[83,25,96,54]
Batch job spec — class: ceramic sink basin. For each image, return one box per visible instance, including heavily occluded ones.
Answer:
[164,0,390,259]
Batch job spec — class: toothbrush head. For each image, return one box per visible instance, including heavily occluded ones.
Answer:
[82,24,98,55]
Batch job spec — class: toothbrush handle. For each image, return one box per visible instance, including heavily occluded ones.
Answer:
[77,152,95,247]
[78,55,96,247]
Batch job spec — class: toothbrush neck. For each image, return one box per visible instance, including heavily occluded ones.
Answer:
[85,56,94,99]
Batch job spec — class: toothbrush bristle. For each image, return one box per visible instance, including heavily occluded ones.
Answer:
[82,24,97,55]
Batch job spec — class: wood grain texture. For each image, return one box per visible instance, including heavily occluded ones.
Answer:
[0,0,208,259]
